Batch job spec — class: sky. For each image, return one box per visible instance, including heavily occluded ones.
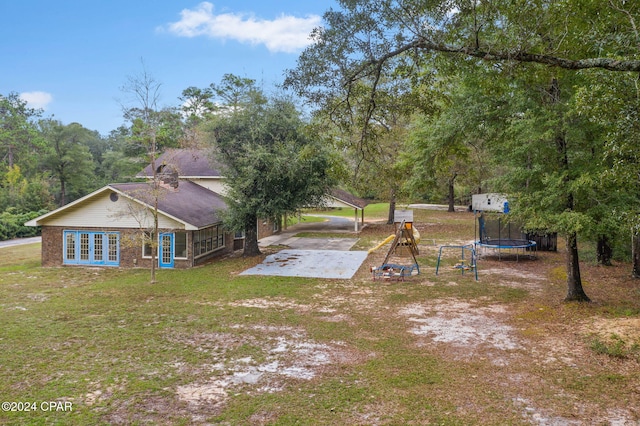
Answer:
[0,1,338,136]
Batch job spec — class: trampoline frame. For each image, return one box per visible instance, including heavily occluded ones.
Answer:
[474,212,537,260]
[475,238,537,260]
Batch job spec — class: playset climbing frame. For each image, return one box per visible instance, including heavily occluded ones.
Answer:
[372,220,420,281]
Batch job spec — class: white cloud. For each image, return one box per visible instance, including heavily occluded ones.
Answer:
[19,91,53,109]
[162,2,321,53]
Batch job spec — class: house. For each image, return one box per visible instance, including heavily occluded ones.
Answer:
[25,180,235,268]
[137,148,283,240]
[25,148,369,268]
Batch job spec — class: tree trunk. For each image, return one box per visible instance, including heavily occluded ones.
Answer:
[387,188,396,225]
[596,234,613,266]
[633,231,640,278]
[549,78,590,302]
[243,213,261,257]
[7,145,14,168]
[59,177,66,207]
[447,173,457,212]
[151,210,157,284]
[150,150,158,284]
[564,232,590,302]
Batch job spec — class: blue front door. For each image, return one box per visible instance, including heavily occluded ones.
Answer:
[159,233,174,268]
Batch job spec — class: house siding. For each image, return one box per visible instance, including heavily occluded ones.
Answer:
[41,191,184,230]
[187,178,228,196]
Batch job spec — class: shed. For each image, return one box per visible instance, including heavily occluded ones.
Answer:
[323,188,370,231]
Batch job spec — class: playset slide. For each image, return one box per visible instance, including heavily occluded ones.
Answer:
[368,228,420,254]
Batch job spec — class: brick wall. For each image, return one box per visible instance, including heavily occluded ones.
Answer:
[257,216,281,240]
[41,226,63,267]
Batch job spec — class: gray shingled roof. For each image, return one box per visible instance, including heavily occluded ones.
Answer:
[136,150,367,212]
[137,149,224,178]
[110,180,227,228]
[329,188,370,209]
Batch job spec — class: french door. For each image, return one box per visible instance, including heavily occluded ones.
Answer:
[63,231,119,266]
[158,233,174,268]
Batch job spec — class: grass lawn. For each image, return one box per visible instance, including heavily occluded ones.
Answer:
[1,208,640,425]
[305,202,391,220]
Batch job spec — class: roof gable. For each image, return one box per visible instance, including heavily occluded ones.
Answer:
[26,181,227,230]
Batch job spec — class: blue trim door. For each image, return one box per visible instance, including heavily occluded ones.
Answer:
[159,233,174,268]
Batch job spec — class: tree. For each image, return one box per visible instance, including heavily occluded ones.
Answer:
[573,69,640,275]
[472,68,612,302]
[288,66,434,223]
[0,164,53,214]
[0,92,44,176]
[95,126,142,182]
[179,86,215,122]
[120,64,165,283]
[405,73,492,211]
[210,73,262,114]
[354,125,411,224]
[205,77,335,256]
[179,86,216,148]
[39,120,96,206]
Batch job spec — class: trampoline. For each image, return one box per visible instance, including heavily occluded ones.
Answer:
[475,214,537,260]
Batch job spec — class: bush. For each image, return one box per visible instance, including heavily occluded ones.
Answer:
[0,209,46,241]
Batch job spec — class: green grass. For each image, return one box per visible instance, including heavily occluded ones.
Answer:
[306,202,391,220]
[2,211,640,424]
[285,214,327,226]
[589,334,640,360]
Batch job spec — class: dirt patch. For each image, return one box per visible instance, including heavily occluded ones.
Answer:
[481,266,548,293]
[83,379,127,407]
[399,299,522,365]
[582,317,640,342]
[172,324,365,411]
[228,297,313,313]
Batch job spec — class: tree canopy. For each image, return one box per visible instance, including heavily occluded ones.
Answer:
[204,77,336,256]
[285,0,640,301]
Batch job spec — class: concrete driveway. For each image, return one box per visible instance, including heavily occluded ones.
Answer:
[258,215,357,248]
[240,249,369,279]
[243,215,369,279]
[0,236,41,249]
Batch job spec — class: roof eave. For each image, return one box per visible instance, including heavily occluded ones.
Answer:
[24,184,213,230]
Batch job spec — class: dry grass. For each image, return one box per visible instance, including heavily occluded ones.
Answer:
[1,209,640,425]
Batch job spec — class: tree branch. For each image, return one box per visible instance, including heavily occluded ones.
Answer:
[349,37,640,78]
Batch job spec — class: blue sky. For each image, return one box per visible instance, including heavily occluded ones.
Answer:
[0,1,337,135]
